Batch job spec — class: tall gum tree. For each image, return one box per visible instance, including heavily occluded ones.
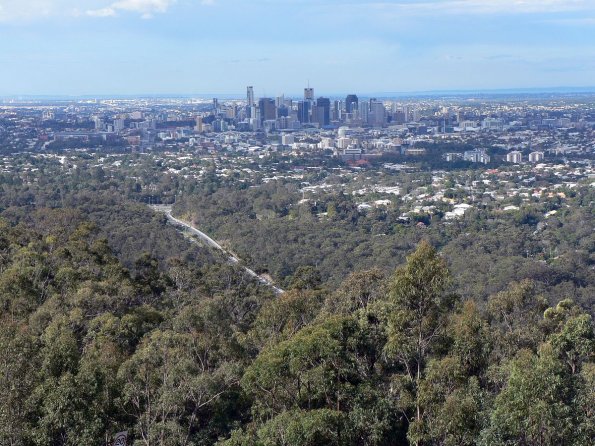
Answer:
[385,240,456,446]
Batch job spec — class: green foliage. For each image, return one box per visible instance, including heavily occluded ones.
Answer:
[323,269,385,316]
[481,346,575,445]
[0,181,592,446]
[385,241,456,444]
[487,279,548,361]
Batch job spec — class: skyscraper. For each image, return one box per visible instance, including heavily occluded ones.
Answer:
[345,94,358,114]
[246,86,255,119]
[304,87,314,101]
[369,101,386,127]
[333,100,343,121]
[315,97,331,126]
[247,86,255,107]
[358,101,369,123]
[298,101,311,123]
[258,98,276,123]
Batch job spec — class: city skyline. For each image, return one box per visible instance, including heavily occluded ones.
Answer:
[1,0,595,96]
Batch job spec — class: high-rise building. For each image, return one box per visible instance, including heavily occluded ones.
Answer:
[93,117,104,131]
[298,101,311,123]
[315,97,331,126]
[333,100,343,121]
[463,149,490,164]
[412,108,420,122]
[345,94,358,114]
[304,87,314,100]
[114,118,126,132]
[358,101,369,123]
[258,98,276,123]
[247,86,255,107]
[195,116,203,133]
[369,101,386,127]
[528,151,544,163]
[246,87,255,118]
[277,105,289,118]
[275,95,285,108]
[402,105,409,122]
[506,151,523,163]
[250,109,261,130]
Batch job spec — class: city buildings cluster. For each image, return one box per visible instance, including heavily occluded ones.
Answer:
[199,86,413,133]
[1,89,594,167]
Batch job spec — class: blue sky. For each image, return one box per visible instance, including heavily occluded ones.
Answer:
[1,0,595,96]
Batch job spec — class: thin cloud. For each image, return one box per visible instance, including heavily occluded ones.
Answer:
[0,0,181,21]
[87,0,177,19]
[0,0,57,21]
[86,8,117,17]
[548,17,595,26]
[365,0,592,15]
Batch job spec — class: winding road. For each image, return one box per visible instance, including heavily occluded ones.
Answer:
[152,205,284,295]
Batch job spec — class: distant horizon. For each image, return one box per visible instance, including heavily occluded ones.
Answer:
[3,86,595,102]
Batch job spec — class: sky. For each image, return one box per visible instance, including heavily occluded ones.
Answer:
[1,0,595,96]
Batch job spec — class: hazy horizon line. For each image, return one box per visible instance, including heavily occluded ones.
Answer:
[3,86,595,101]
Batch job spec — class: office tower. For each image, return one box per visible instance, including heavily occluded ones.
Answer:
[311,104,320,124]
[315,97,331,126]
[304,87,314,100]
[412,108,420,122]
[213,98,219,112]
[368,101,386,127]
[246,87,255,118]
[358,101,369,123]
[506,151,523,163]
[93,117,104,131]
[333,100,342,121]
[345,94,358,113]
[114,118,126,133]
[275,95,285,108]
[247,86,255,107]
[277,116,289,130]
[250,109,261,130]
[258,98,276,123]
[297,101,311,123]
[277,104,289,118]
[195,116,203,132]
[402,105,409,122]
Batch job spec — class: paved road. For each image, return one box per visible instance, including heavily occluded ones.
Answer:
[152,205,284,295]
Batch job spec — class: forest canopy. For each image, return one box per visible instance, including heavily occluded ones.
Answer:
[0,215,592,445]
[0,155,592,445]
